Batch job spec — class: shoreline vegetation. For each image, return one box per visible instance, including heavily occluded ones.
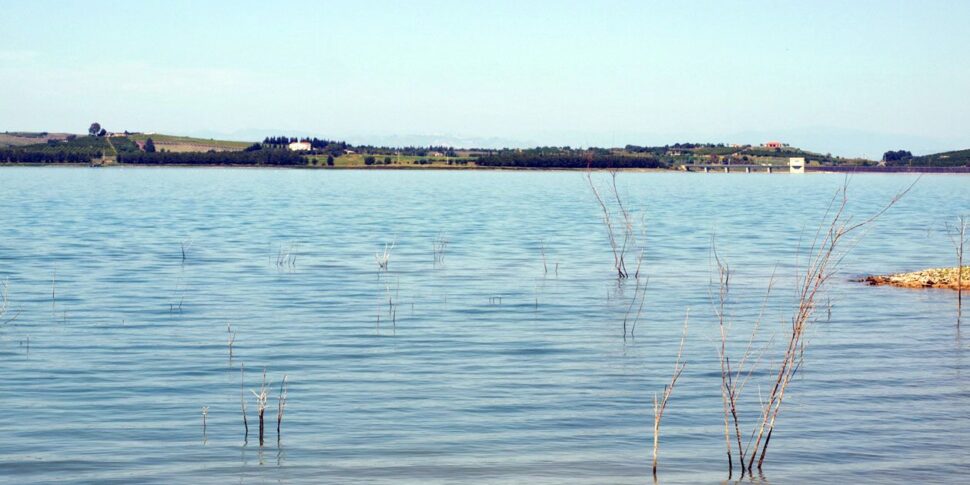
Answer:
[861,267,970,290]
[2,130,969,172]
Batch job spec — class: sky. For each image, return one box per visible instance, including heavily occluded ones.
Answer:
[2,0,969,156]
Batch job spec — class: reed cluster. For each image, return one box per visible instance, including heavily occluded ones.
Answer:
[377,279,399,333]
[252,369,269,446]
[276,244,297,269]
[710,178,916,476]
[433,234,448,267]
[376,241,395,271]
[0,280,20,325]
[586,168,646,279]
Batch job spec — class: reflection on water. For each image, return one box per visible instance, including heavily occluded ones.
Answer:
[0,168,967,484]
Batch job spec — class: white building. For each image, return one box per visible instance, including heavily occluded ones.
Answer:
[288,141,312,151]
[789,157,805,174]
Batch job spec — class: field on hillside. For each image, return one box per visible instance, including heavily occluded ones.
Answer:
[0,132,72,147]
[128,134,251,153]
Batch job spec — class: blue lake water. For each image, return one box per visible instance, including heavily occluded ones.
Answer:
[0,167,967,484]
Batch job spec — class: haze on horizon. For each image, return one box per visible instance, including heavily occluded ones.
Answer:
[2,0,969,158]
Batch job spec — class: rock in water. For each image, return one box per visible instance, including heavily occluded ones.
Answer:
[862,267,970,290]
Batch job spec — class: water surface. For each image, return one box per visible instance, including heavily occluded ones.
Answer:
[0,168,967,483]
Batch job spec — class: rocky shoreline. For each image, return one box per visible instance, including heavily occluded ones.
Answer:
[861,267,969,290]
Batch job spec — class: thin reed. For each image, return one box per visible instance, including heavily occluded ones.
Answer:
[376,240,395,271]
[585,167,646,279]
[433,233,448,267]
[276,375,288,442]
[252,369,270,446]
[0,280,21,325]
[622,277,648,340]
[946,215,967,327]
[241,363,249,442]
[652,310,688,477]
[201,406,209,439]
[227,323,236,361]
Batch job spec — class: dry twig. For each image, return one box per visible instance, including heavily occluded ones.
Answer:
[743,178,916,472]
[252,368,269,446]
[277,375,288,442]
[945,215,968,327]
[652,310,688,477]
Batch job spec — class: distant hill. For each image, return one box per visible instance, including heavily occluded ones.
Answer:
[2,131,251,153]
[902,149,970,167]
[3,129,968,170]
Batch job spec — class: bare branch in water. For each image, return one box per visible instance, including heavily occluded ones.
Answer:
[585,161,647,280]
[241,363,249,443]
[277,375,288,443]
[376,240,395,271]
[652,310,688,477]
[741,177,916,472]
[945,215,968,327]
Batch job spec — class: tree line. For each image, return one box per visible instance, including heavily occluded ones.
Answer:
[354,145,459,157]
[116,149,306,166]
[262,136,350,152]
[0,136,107,163]
[474,153,665,169]
[0,148,98,164]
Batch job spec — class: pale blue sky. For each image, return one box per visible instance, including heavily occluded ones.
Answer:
[2,0,969,156]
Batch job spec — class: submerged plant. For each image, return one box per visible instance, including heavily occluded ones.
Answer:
[539,240,548,275]
[227,323,236,361]
[252,368,269,446]
[586,166,646,279]
[622,277,648,340]
[276,243,297,269]
[202,406,209,440]
[376,278,400,334]
[376,240,395,271]
[180,239,192,262]
[711,242,774,478]
[0,280,9,323]
[240,363,249,443]
[946,215,968,327]
[433,233,448,267]
[0,280,21,326]
[712,178,916,475]
[276,375,288,442]
[537,240,560,277]
[652,311,688,477]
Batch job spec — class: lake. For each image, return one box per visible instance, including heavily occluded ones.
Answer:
[0,167,967,484]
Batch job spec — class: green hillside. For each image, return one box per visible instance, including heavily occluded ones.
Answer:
[905,149,970,167]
